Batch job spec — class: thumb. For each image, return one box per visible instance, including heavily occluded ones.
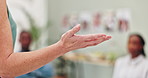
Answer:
[68,24,80,37]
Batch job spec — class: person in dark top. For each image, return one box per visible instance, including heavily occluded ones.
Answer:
[17,31,54,78]
[19,31,32,52]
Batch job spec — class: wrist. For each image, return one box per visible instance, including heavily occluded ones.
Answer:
[55,41,69,55]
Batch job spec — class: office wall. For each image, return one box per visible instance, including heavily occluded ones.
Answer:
[48,0,148,55]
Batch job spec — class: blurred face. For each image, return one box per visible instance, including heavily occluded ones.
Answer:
[128,36,143,56]
[19,32,32,49]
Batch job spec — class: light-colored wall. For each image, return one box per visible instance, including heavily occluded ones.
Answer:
[8,0,148,55]
[48,0,148,55]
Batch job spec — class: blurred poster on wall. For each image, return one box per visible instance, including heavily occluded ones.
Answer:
[69,14,79,28]
[92,12,104,33]
[62,14,70,28]
[116,9,131,32]
[79,12,92,31]
[61,8,131,33]
[103,10,116,32]
[93,12,101,27]
[61,14,79,31]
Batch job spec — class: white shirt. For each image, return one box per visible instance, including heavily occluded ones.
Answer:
[113,55,148,78]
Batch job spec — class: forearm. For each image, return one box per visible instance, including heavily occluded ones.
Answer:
[1,42,66,77]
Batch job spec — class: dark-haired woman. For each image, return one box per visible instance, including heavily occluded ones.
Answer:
[113,34,148,78]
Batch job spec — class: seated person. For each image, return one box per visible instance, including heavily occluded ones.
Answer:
[16,31,54,78]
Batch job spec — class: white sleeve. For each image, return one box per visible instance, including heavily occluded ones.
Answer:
[112,59,121,78]
[142,60,148,78]
[144,63,148,78]
[145,71,148,78]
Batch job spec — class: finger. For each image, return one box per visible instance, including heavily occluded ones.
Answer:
[67,24,80,37]
[82,34,106,42]
[61,24,80,40]
[104,36,112,40]
[82,36,111,48]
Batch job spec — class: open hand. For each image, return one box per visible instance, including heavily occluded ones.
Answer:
[57,24,111,52]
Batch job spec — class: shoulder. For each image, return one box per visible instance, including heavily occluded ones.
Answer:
[142,57,148,65]
[116,55,129,62]
[115,55,129,65]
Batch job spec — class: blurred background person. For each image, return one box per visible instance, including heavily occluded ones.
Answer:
[16,31,55,78]
[113,33,148,78]
[19,31,32,52]
[118,19,129,32]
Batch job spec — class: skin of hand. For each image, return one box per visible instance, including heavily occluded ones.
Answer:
[57,24,111,53]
